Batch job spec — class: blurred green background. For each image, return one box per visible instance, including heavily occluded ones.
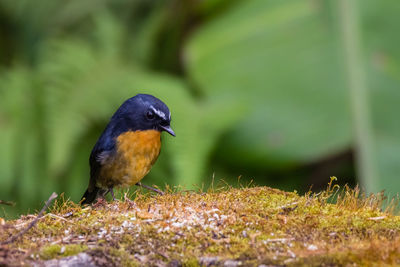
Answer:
[0,0,399,218]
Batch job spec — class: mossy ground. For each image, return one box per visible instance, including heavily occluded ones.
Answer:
[1,179,400,266]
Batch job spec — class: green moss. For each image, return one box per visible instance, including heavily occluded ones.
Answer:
[183,257,200,267]
[1,179,400,266]
[39,244,88,260]
[107,247,140,267]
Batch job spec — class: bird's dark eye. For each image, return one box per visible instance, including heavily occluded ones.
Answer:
[146,110,155,120]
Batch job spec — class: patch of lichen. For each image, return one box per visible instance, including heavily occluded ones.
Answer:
[1,178,400,266]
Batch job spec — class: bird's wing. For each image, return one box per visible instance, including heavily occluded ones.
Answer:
[88,125,118,191]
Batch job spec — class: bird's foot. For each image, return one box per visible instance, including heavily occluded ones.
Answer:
[92,197,107,208]
[109,187,116,201]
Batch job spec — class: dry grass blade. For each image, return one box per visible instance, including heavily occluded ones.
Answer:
[1,192,58,245]
[0,200,15,206]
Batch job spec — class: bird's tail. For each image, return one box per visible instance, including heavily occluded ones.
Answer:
[81,187,100,205]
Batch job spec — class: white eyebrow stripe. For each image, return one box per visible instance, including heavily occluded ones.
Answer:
[150,105,166,120]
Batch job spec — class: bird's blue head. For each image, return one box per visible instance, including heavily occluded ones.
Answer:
[112,94,175,136]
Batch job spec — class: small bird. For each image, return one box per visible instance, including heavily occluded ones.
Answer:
[81,94,175,204]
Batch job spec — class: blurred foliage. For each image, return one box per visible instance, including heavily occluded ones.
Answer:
[0,0,399,217]
[186,0,400,194]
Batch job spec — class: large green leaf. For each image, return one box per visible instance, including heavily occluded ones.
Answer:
[186,0,400,194]
[360,0,400,194]
[186,0,351,168]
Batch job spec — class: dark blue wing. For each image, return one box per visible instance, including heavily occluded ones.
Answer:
[87,101,136,190]
[88,120,125,190]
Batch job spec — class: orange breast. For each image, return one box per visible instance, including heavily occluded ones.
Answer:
[98,130,161,188]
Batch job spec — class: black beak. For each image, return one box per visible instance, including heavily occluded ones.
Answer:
[159,125,175,137]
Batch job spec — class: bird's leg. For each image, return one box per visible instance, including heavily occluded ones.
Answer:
[109,187,116,201]
[98,188,109,199]
[135,182,164,195]
[98,188,116,201]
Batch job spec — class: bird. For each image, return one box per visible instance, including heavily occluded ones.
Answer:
[81,94,175,205]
